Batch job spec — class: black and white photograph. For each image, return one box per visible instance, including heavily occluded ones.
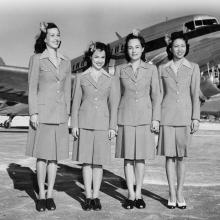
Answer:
[0,0,220,219]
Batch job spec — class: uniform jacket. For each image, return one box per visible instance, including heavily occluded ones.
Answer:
[159,58,200,126]
[71,67,120,130]
[115,61,161,126]
[28,50,71,124]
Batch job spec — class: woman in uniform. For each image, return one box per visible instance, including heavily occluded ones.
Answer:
[26,22,71,212]
[115,30,161,209]
[71,42,119,211]
[157,32,200,209]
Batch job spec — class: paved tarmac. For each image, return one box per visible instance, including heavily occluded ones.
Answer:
[0,123,220,220]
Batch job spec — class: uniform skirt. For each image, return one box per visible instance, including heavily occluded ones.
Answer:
[157,126,192,157]
[72,129,111,165]
[115,125,156,160]
[26,122,69,161]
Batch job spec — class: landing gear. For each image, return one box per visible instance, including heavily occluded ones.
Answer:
[0,115,15,128]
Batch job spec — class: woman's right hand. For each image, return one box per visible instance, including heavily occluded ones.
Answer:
[72,127,79,139]
[30,114,39,129]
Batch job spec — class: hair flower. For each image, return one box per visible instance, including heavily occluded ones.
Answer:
[40,22,48,33]
[164,33,171,45]
[132,29,140,37]
[88,41,96,52]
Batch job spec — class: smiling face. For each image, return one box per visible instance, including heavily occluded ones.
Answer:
[91,49,106,70]
[44,28,61,50]
[127,38,144,62]
[171,38,186,60]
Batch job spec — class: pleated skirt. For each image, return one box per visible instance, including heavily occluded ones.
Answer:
[72,129,111,165]
[26,123,69,161]
[157,126,192,157]
[115,125,156,160]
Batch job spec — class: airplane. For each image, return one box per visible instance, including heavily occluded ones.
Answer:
[1,14,220,128]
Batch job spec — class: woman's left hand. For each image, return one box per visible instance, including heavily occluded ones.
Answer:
[191,119,200,134]
[108,129,116,140]
[151,120,160,133]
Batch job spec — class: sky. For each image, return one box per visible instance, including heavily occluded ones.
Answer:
[1,0,220,67]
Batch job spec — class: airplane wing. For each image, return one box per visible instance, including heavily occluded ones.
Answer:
[0,60,28,116]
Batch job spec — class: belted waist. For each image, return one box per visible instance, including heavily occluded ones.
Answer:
[82,95,108,105]
[123,90,147,99]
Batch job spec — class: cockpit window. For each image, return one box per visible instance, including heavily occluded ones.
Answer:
[185,21,195,32]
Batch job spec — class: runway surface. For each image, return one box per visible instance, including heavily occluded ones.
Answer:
[0,123,220,220]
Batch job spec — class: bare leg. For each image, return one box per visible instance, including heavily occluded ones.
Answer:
[134,159,145,199]
[165,157,176,202]
[47,160,57,198]
[36,158,47,199]
[83,163,93,198]
[177,157,185,203]
[92,164,103,198]
[124,159,135,200]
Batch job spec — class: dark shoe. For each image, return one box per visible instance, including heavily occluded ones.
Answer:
[92,198,102,211]
[46,198,56,211]
[177,200,186,209]
[124,199,135,209]
[36,199,46,212]
[167,199,176,209]
[135,198,146,209]
[84,198,92,211]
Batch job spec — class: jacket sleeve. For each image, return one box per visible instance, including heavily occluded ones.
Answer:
[71,74,82,128]
[109,75,120,130]
[64,60,72,115]
[28,55,40,116]
[191,63,200,120]
[150,65,161,121]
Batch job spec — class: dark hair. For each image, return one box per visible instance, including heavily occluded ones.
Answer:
[166,32,190,60]
[124,33,146,62]
[84,42,111,68]
[34,23,60,54]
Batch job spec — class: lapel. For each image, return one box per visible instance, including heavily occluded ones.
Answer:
[40,50,68,81]
[122,64,137,82]
[176,58,193,81]
[164,60,178,83]
[97,69,111,89]
[136,61,150,82]
[82,67,111,89]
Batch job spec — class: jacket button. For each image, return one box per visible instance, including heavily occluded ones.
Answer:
[176,99,180,103]
[135,99,138,102]
[176,91,179,94]
[94,97,98,101]
[95,106,98,109]
[57,90,60,93]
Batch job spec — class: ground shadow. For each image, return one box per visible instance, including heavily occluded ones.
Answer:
[7,163,166,209]
[142,188,167,207]
[7,163,39,203]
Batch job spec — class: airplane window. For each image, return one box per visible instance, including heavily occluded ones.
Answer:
[81,61,84,67]
[195,20,202,26]
[115,46,119,53]
[76,63,79,69]
[72,65,75,70]
[185,21,195,31]
[120,44,124,52]
[203,19,218,26]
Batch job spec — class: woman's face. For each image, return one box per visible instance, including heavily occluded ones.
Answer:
[171,38,186,60]
[91,49,106,70]
[44,28,61,50]
[127,38,144,62]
